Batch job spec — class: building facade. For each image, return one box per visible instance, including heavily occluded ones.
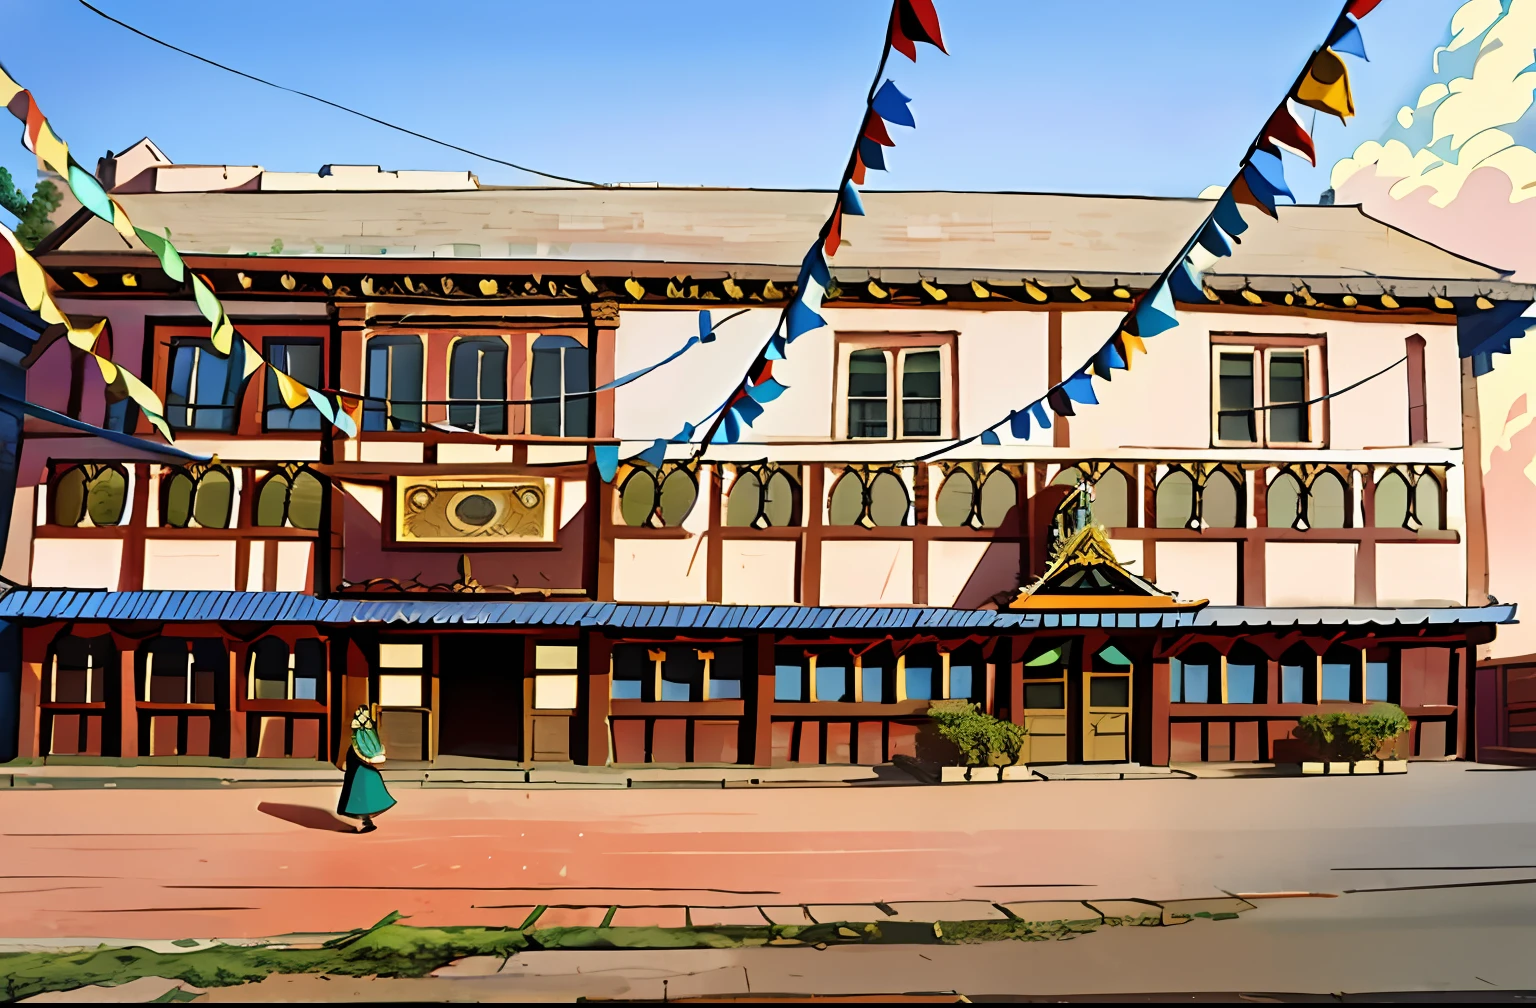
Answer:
[0,146,1524,766]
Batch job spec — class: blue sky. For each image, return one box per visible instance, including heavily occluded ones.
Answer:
[4,0,1462,205]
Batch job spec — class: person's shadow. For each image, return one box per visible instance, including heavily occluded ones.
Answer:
[258,801,358,833]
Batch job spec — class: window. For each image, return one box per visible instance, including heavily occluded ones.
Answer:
[841,342,949,440]
[1202,471,1242,528]
[617,464,697,528]
[1374,471,1409,528]
[248,637,325,701]
[533,643,579,710]
[1266,472,1302,529]
[1170,646,1219,703]
[264,341,323,431]
[1155,470,1195,529]
[1225,644,1264,704]
[140,637,223,705]
[903,646,937,701]
[448,337,508,434]
[827,468,910,527]
[1022,643,1068,710]
[51,464,128,527]
[363,335,424,432]
[1365,656,1390,702]
[49,633,113,703]
[725,467,799,527]
[166,338,241,431]
[162,466,234,529]
[1308,471,1350,529]
[377,642,425,707]
[935,469,976,527]
[1415,473,1443,531]
[610,644,741,702]
[1093,469,1130,528]
[1280,646,1312,703]
[1212,341,1322,447]
[1321,646,1355,702]
[529,335,593,437]
[774,648,808,702]
[255,467,324,529]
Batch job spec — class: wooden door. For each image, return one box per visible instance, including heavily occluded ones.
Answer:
[1019,649,1069,764]
[438,635,522,759]
[1082,668,1131,762]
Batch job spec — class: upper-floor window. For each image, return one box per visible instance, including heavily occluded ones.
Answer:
[1267,467,1351,530]
[162,465,234,529]
[529,335,593,437]
[725,465,800,528]
[448,336,508,435]
[166,337,240,432]
[264,340,324,431]
[935,466,1017,528]
[363,335,424,433]
[828,467,910,527]
[1211,336,1324,448]
[51,463,128,527]
[255,466,324,530]
[617,463,697,528]
[837,337,952,440]
[1374,468,1444,533]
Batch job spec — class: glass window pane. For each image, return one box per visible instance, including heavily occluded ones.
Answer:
[193,471,233,529]
[861,663,885,703]
[288,471,324,530]
[1310,473,1348,529]
[1024,682,1065,709]
[1267,474,1301,528]
[619,469,658,527]
[725,471,763,527]
[816,664,849,702]
[255,476,288,527]
[775,663,805,702]
[978,470,1016,528]
[1375,473,1409,528]
[901,351,941,398]
[1321,662,1353,701]
[1365,661,1389,701]
[1090,676,1130,707]
[564,346,593,437]
[265,343,323,431]
[847,350,888,396]
[1182,663,1211,703]
[528,347,566,434]
[948,663,974,700]
[379,673,423,707]
[1226,664,1257,703]
[611,646,647,700]
[1415,476,1442,531]
[53,467,87,526]
[935,471,974,527]
[763,470,797,527]
[902,396,940,437]
[1217,353,1256,442]
[1156,472,1194,528]
[707,649,743,700]
[164,472,194,528]
[1269,353,1308,443]
[867,471,909,527]
[86,469,127,527]
[294,639,325,701]
[1170,658,1182,702]
[1203,473,1241,528]
[904,661,935,701]
[828,472,864,526]
[658,470,698,527]
[848,398,888,439]
[1281,664,1306,703]
[1092,469,1129,527]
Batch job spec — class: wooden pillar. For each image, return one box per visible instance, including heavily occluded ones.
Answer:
[118,648,138,758]
[1456,643,1471,759]
[1461,357,1490,605]
[801,466,824,607]
[227,644,246,760]
[1048,310,1069,447]
[1005,636,1024,729]
[580,630,612,766]
[17,659,42,760]
[338,638,370,764]
[1150,658,1171,766]
[750,632,776,767]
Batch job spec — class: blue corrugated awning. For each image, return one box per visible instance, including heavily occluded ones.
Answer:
[0,590,1515,632]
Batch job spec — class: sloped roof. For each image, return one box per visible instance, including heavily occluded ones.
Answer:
[46,187,1528,296]
[1008,526,1205,611]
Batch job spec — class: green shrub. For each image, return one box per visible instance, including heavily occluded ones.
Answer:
[1297,703,1411,761]
[927,700,1026,766]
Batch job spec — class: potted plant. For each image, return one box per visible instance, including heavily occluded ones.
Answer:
[923,700,1028,782]
[1296,703,1412,775]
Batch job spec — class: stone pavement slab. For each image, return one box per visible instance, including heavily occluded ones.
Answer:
[884,900,1008,921]
[687,906,770,926]
[1086,899,1163,925]
[1000,900,1102,924]
[759,905,815,925]
[807,904,892,923]
[608,905,689,928]
[530,906,611,928]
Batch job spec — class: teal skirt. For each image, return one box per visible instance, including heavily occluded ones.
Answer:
[338,750,397,818]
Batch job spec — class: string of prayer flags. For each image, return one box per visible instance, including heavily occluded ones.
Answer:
[620,0,945,469]
[917,0,1383,459]
[0,61,359,439]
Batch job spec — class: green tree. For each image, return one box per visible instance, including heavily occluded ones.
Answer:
[0,166,63,249]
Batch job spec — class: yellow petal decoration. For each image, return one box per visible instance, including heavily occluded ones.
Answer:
[1024,280,1048,302]
[71,271,97,288]
[762,280,783,300]
[1241,288,1263,304]
[1342,294,1359,307]
[666,280,684,298]
[121,273,138,287]
[1294,48,1354,121]
[624,277,646,300]
[920,279,948,302]
[280,273,297,290]
[1477,295,1495,310]
[722,276,744,299]
[1069,282,1091,301]
[1380,293,1399,309]
[272,364,311,409]
[580,272,599,295]
[321,275,333,290]
[1112,286,1130,299]
[440,277,454,295]
[867,279,889,299]
[478,278,498,295]
[361,277,377,297]
[1433,294,1454,310]
[970,280,990,298]
[237,272,253,289]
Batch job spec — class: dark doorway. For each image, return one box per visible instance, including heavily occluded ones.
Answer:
[438,634,522,759]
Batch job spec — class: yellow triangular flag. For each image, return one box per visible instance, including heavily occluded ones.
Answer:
[271,364,311,409]
[1294,49,1354,120]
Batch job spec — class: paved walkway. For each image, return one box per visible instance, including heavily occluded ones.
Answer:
[1,762,1533,942]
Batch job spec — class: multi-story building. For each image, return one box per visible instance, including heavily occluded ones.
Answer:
[0,143,1525,768]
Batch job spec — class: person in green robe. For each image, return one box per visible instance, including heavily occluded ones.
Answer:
[337,705,396,833]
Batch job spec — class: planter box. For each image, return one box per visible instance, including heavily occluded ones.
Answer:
[1301,759,1410,776]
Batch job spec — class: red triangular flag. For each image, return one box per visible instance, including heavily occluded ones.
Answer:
[850,153,867,186]
[1347,0,1382,17]
[1230,174,1278,219]
[824,207,843,257]
[862,111,895,146]
[890,0,946,62]
[1261,104,1316,165]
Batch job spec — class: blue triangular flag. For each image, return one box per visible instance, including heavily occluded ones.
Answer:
[1063,371,1099,405]
[1096,341,1126,372]
[764,333,787,360]
[672,422,696,443]
[841,180,866,216]
[1029,400,1052,430]
[711,408,742,444]
[1327,15,1368,60]
[637,438,668,468]
[1196,220,1232,258]
[785,297,827,342]
[746,376,789,403]
[858,136,887,172]
[980,428,1001,446]
[1168,258,1206,304]
[595,444,620,482]
[1135,280,1179,337]
[800,243,832,289]
[1213,190,1250,239]
[1248,150,1293,201]
[732,395,765,426]
[698,309,714,342]
[1241,162,1284,212]
[1009,409,1031,440]
[871,79,916,127]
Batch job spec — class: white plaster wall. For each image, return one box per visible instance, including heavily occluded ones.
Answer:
[927,540,990,608]
[1265,541,1358,606]
[1376,542,1465,606]
[1479,332,1536,658]
[1062,309,1211,450]
[720,539,798,605]
[142,539,238,590]
[31,538,122,589]
[611,536,708,603]
[819,540,913,606]
[275,541,313,592]
[1154,541,1239,605]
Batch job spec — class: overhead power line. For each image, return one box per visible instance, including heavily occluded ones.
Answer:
[75,0,603,188]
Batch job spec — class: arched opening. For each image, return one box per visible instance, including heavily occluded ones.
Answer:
[447,336,509,434]
[724,470,763,528]
[762,469,798,527]
[657,468,698,527]
[49,632,114,703]
[867,470,910,527]
[618,466,659,527]
[1309,470,1348,529]
[162,469,197,528]
[1170,643,1219,703]
[978,469,1016,529]
[1155,470,1194,529]
[1279,644,1314,703]
[1267,472,1302,528]
[1415,473,1443,531]
[289,469,324,530]
[1374,471,1409,528]
[255,473,289,527]
[249,636,326,701]
[1093,468,1130,528]
[1202,471,1241,528]
[192,468,233,529]
[934,470,975,527]
[828,471,865,526]
[1225,642,1266,703]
